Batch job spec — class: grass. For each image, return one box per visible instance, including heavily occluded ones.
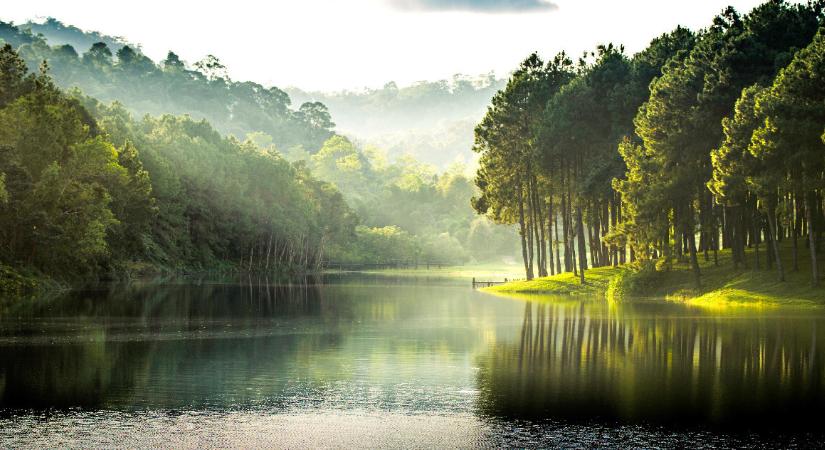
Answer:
[485,240,825,308]
[485,265,619,297]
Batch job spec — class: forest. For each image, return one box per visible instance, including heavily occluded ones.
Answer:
[473,0,825,287]
[0,19,518,293]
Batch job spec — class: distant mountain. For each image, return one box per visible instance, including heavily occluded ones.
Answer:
[0,18,333,152]
[3,17,507,168]
[286,76,506,168]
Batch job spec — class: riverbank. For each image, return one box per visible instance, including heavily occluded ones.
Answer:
[486,242,825,308]
[0,260,270,300]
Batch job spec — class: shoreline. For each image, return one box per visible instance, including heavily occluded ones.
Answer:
[483,244,825,308]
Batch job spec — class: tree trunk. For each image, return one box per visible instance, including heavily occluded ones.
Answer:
[265,232,273,271]
[530,177,547,277]
[554,202,562,275]
[713,222,719,267]
[766,202,785,282]
[662,223,672,271]
[736,204,748,269]
[576,204,587,285]
[792,193,799,272]
[547,196,555,276]
[526,209,535,278]
[687,218,701,289]
[674,207,683,262]
[753,207,761,270]
[806,191,819,287]
[518,180,532,280]
[562,190,572,272]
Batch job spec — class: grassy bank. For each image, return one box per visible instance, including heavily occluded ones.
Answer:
[486,241,825,308]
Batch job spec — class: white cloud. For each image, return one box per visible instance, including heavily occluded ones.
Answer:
[388,0,558,12]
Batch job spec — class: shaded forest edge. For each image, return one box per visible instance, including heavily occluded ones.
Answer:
[472,1,825,297]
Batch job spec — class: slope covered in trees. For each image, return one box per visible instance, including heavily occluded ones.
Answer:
[0,19,334,152]
[0,20,521,291]
[474,0,825,290]
[248,133,519,264]
[0,44,356,286]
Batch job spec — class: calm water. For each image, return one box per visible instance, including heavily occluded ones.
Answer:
[2,273,825,447]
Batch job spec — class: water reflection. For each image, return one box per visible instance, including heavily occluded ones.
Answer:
[4,275,825,434]
[0,277,337,409]
[0,275,511,411]
[477,298,825,427]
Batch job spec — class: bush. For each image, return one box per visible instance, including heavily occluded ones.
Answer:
[0,264,38,298]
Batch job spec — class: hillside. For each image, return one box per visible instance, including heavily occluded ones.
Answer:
[0,18,333,152]
[5,18,506,168]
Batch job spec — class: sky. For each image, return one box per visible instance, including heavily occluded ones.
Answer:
[5,0,767,92]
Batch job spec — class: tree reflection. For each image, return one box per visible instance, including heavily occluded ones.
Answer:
[0,278,333,409]
[477,300,825,427]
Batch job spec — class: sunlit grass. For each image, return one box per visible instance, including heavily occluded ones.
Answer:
[485,241,825,308]
[485,265,620,296]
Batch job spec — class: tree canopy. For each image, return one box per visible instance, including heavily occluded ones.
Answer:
[474,0,825,287]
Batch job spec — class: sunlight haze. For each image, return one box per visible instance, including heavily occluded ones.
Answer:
[3,0,825,446]
[6,0,765,91]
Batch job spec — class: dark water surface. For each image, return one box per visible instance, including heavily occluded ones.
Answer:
[2,273,825,447]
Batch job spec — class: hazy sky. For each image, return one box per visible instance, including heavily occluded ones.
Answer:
[6,0,766,92]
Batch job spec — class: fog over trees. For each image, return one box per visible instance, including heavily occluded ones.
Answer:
[0,18,520,288]
[287,76,506,168]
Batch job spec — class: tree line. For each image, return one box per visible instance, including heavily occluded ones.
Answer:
[0,44,356,280]
[271,134,518,264]
[0,18,521,278]
[473,0,825,286]
[0,19,334,153]
[0,41,515,287]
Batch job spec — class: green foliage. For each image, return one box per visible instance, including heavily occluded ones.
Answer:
[626,0,822,256]
[478,0,825,289]
[0,45,135,276]
[85,104,356,270]
[0,263,38,297]
[0,44,359,280]
[349,226,419,262]
[24,18,132,56]
[751,27,825,187]
[312,135,516,264]
[0,173,6,203]
[1,19,333,153]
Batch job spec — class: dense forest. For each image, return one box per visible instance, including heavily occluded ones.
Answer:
[473,0,825,286]
[0,19,519,291]
[0,44,358,283]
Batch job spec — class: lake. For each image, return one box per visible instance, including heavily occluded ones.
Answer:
[1,273,825,447]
